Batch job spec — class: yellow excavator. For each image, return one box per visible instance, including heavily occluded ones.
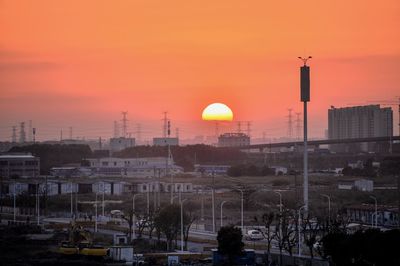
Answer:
[59,222,109,257]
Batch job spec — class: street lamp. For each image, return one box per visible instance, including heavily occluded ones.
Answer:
[102,184,105,217]
[180,198,188,252]
[36,183,40,225]
[321,194,331,224]
[369,196,378,227]
[13,181,17,222]
[70,183,74,218]
[171,195,179,204]
[298,56,312,212]
[274,191,283,240]
[236,189,244,231]
[220,201,228,227]
[298,205,306,257]
[132,193,142,240]
[274,191,283,213]
[95,192,99,232]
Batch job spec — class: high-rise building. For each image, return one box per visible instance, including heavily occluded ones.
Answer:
[328,105,393,152]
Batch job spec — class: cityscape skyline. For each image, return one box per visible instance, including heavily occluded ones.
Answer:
[1,1,400,141]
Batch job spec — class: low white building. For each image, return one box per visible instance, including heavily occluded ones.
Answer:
[354,179,374,192]
[88,157,183,178]
[338,179,374,192]
[271,166,288,175]
[134,182,193,193]
[194,164,230,176]
[0,153,40,178]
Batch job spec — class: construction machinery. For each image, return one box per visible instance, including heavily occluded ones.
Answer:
[59,221,109,257]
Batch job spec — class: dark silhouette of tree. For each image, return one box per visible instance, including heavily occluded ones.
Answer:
[217,225,244,265]
[301,213,320,261]
[321,229,400,266]
[116,144,248,171]
[183,203,198,250]
[154,204,180,251]
[254,212,276,264]
[121,210,134,243]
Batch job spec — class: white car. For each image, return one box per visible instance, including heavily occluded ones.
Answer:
[246,230,264,240]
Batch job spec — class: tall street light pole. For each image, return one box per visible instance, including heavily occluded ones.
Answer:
[321,194,331,224]
[220,201,228,228]
[369,195,378,227]
[180,198,188,252]
[298,56,312,212]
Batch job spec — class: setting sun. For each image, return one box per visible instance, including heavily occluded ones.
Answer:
[202,103,233,121]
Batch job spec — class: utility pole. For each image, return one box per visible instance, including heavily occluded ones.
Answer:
[12,126,17,143]
[28,120,33,142]
[246,121,251,138]
[287,109,293,139]
[298,56,312,212]
[136,123,142,144]
[163,112,168,138]
[69,126,73,139]
[113,121,119,138]
[19,122,26,143]
[121,112,128,138]
[32,128,36,143]
[295,112,302,140]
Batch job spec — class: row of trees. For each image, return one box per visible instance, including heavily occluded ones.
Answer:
[116,144,247,171]
[227,164,276,177]
[122,203,197,251]
[253,209,400,266]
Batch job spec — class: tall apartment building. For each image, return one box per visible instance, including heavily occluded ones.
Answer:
[328,105,393,152]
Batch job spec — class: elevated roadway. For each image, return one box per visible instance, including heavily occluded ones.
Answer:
[239,136,400,151]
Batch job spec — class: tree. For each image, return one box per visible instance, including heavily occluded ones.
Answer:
[254,212,276,264]
[121,210,134,243]
[301,213,321,261]
[217,225,244,265]
[183,203,198,250]
[153,204,189,251]
[274,209,296,265]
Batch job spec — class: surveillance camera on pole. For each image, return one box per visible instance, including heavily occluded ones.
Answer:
[298,56,312,212]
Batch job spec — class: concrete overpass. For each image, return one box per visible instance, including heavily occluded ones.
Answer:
[239,136,400,151]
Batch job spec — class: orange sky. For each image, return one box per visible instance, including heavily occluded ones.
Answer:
[1,0,399,140]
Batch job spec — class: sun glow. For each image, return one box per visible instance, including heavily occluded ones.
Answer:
[202,103,233,121]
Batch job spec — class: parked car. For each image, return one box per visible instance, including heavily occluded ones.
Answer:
[245,229,264,240]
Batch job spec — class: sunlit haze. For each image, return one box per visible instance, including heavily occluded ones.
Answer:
[0,0,399,141]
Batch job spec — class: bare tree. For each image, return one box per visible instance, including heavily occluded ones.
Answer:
[183,204,198,250]
[255,212,276,253]
[255,212,276,265]
[121,210,134,243]
[301,213,321,261]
